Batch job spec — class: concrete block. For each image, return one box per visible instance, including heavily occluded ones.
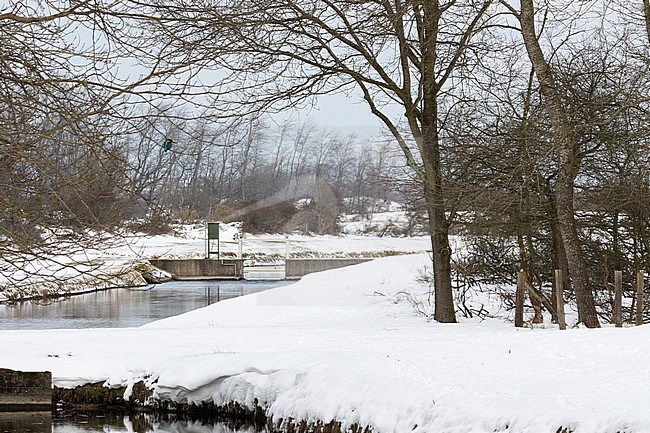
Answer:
[148,259,244,280]
[285,258,372,279]
[0,369,51,410]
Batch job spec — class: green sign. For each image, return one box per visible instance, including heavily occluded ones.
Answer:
[207,222,220,258]
[207,222,220,240]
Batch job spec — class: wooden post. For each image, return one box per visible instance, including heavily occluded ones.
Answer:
[636,270,644,326]
[555,269,566,330]
[615,270,623,328]
[515,271,525,328]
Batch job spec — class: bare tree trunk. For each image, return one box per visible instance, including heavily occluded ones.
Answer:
[421,0,456,323]
[423,154,456,323]
[518,0,599,327]
[643,0,650,44]
[239,121,255,201]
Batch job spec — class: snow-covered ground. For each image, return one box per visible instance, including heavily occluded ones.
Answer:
[1,253,648,433]
[97,221,432,261]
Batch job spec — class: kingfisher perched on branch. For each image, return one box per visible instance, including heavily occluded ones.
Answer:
[162,138,174,152]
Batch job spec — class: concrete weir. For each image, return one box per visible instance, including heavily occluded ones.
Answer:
[285,258,372,279]
[0,369,52,411]
[149,258,373,281]
[148,259,244,280]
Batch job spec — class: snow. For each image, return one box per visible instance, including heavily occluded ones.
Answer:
[340,210,415,235]
[1,252,649,433]
[103,222,431,261]
[0,219,429,300]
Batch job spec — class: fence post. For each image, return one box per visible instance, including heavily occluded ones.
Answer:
[615,270,623,328]
[636,270,644,326]
[555,269,566,330]
[515,271,525,327]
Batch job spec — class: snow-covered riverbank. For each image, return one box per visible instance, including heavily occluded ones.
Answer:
[2,254,648,433]
[0,221,432,301]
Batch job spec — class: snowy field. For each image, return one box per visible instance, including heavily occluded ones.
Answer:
[2,253,649,433]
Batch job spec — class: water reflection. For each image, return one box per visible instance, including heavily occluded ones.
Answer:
[55,415,264,433]
[0,411,51,433]
[3,412,266,433]
[0,280,292,330]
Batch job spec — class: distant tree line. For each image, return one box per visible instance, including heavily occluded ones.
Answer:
[122,114,402,234]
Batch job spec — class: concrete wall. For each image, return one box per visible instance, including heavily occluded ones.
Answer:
[148,258,371,280]
[148,259,244,280]
[0,369,51,410]
[285,258,372,279]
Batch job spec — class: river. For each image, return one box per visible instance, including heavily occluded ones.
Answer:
[0,280,292,330]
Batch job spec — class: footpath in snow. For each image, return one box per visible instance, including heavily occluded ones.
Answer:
[2,253,649,433]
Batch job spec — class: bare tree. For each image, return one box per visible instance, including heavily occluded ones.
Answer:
[495,0,600,326]
[604,0,650,48]
[0,10,111,290]
[132,0,499,322]
[0,1,214,290]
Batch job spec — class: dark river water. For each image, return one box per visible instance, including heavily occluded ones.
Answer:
[0,280,291,330]
[1,411,267,433]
